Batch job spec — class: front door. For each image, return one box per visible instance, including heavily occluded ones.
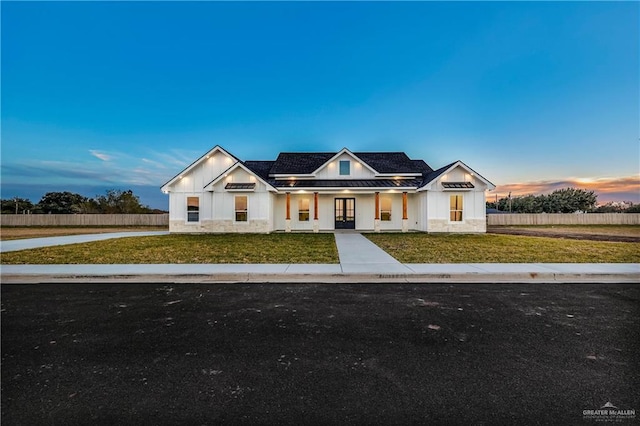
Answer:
[334,198,355,229]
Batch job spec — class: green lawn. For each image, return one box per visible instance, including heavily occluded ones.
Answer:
[0,234,339,264]
[2,232,638,264]
[365,233,640,263]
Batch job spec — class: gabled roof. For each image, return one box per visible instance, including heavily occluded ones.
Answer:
[161,145,239,191]
[418,160,495,191]
[267,149,431,176]
[160,145,493,194]
[204,161,277,192]
[310,148,379,176]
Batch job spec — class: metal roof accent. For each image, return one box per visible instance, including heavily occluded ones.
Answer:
[271,179,423,188]
[225,183,256,190]
[442,182,475,189]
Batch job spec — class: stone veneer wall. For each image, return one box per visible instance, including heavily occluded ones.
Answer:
[427,218,486,233]
[170,220,271,233]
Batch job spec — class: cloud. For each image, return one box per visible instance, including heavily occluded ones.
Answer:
[493,176,640,204]
[89,150,113,161]
[141,158,168,169]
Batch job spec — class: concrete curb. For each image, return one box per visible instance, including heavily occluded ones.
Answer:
[2,272,638,284]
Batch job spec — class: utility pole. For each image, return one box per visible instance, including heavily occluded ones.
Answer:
[15,197,18,215]
[508,192,512,213]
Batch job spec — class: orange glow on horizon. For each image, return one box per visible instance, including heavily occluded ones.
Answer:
[490,175,640,204]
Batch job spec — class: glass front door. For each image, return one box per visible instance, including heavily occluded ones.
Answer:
[334,198,355,229]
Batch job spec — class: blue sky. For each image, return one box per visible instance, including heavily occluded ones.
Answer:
[2,1,638,209]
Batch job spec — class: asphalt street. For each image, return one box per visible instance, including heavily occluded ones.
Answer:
[2,282,639,425]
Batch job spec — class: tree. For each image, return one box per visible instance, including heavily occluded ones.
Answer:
[624,203,640,213]
[35,192,88,214]
[95,189,151,214]
[1,197,34,214]
[545,188,597,213]
[490,188,597,214]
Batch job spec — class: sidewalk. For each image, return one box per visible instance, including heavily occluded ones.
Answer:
[1,232,638,283]
[2,262,638,284]
[0,231,169,253]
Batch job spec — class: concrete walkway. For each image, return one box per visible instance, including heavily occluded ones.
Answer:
[1,231,638,283]
[0,231,169,253]
[334,233,412,274]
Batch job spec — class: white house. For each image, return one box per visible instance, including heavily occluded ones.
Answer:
[161,146,495,233]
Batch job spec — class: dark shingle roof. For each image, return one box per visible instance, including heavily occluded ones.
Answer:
[269,152,335,174]
[267,151,432,175]
[353,152,430,174]
[243,161,275,181]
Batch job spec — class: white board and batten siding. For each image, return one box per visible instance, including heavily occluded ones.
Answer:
[314,153,376,179]
[424,165,488,233]
[167,150,273,233]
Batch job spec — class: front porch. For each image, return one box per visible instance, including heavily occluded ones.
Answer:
[273,191,416,233]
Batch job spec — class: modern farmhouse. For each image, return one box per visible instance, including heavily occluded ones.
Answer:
[161,146,494,233]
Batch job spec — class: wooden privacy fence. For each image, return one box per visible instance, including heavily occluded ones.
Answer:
[487,213,640,226]
[0,214,169,227]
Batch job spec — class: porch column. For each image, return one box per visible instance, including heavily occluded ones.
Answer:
[285,192,291,233]
[402,192,408,232]
[313,192,319,233]
[374,192,381,232]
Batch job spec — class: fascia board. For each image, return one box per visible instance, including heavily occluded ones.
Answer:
[160,145,239,192]
[310,148,379,176]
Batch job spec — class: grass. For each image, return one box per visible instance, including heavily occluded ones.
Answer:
[0,233,339,264]
[0,226,168,241]
[2,232,638,265]
[366,233,640,263]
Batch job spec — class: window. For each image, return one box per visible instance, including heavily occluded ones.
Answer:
[187,197,199,222]
[450,195,463,221]
[380,197,392,221]
[235,196,248,222]
[339,160,350,175]
[298,198,310,222]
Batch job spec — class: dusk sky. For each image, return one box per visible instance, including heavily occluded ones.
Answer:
[2,1,638,209]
